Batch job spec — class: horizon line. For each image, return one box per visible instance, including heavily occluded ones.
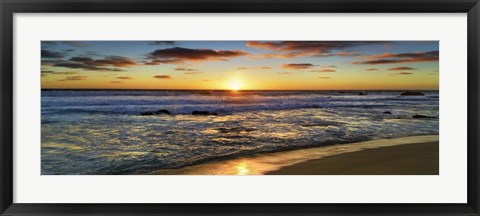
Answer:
[41,88,440,91]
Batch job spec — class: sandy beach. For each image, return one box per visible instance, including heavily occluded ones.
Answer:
[267,141,438,175]
[151,135,439,175]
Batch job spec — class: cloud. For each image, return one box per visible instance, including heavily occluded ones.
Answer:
[281,63,315,69]
[335,51,359,57]
[153,75,172,79]
[174,67,198,71]
[320,65,336,68]
[42,49,65,58]
[51,56,137,71]
[246,41,372,52]
[41,70,77,76]
[57,76,88,81]
[52,62,123,71]
[145,47,248,65]
[144,59,183,65]
[246,41,386,59]
[390,72,413,75]
[110,81,122,83]
[365,68,378,71]
[278,72,291,75]
[311,69,336,72]
[352,51,439,64]
[116,76,132,79]
[70,56,136,67]
[388,66,416,71]
[319,76,331,79]
[149,41,176,46]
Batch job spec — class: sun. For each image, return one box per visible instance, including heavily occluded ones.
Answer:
[229,79,242,91]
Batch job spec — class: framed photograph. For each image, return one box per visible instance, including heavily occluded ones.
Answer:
[1,0,479,215]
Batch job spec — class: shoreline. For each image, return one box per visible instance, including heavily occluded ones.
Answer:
[151,135,439,175]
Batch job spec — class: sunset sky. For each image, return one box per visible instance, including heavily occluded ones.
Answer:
[41,41,439,90]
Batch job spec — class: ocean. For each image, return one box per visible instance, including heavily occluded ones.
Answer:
[41,90,439,175]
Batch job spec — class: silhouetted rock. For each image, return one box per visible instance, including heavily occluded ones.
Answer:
[401,91,425,96]
[412,114,436,119]
[358,91,368,95]
[383,111,392,114]
[192,111,217,116]
[155,109,171,115]
[140,111,154,116]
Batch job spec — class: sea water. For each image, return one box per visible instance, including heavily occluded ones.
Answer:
[41,90,439,174]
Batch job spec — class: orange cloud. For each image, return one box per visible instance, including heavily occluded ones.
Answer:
[174,67,198,71]
[116,76,133,79]
[153,75,172,79]
[311,69,336,72]
[388,66,416,71]
[57,76,88,81]
[281,63,315,69]
[390,72,413,75]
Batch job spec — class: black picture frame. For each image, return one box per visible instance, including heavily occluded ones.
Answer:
[1,0,479,215]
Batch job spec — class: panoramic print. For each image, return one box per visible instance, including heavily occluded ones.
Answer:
[41,41,439,175]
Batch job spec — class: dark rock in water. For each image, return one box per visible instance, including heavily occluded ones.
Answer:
[311,105,322,108]
[383,111,392,114]
[401,91,425,96]
[140,111,155,116]
[338,91,347,94]
[192,110,217,116]
[358,91,368,95]
[155,109,171,115]
[412,114,436,119]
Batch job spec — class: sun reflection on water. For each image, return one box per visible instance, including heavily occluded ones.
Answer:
[235,162,251,175]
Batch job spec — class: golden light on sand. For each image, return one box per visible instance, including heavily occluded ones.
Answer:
[229,79,242,91]
[235,162,250,175]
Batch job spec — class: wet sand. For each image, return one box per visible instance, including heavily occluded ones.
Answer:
[152,135,439,175]
[267,141,439,175]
